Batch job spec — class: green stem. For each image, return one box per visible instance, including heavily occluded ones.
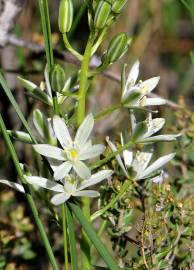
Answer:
[77,32,96,126]
[91,179,132,221]
[77,31,96,270]
[0,114,59,270]
[94,103,122,120]
[62,204,69,270]
[90,140,133,171]
[63,33,83,61]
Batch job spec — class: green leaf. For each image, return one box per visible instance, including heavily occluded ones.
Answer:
[69,203,120,270]
[0,72,37,144]
[66,206,79,270]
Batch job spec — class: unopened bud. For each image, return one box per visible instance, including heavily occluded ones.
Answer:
[51,64,66,93]
[94,1,112,29]
[112,0,128,14]
[106,33,131,63]
[58,0,73,33]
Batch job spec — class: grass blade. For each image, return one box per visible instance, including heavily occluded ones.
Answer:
[69,203,120,270]
[38,0,54,71]
[66,205,79,270]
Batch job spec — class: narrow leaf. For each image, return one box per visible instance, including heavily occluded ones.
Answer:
[69,203,120,270]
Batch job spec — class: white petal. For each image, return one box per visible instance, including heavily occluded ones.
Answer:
[51,193,70,205]
[140,76,160,94]
[64,179,78,194]
[73,161,91,179]
[106,137,129,178]
[26,176,64,192]
[133,151,153,175]
[143,118,165,139]
[0,179,25,193]
[44,65,52,97]
[78,170,113,190]
[127,60,140,86]
[53,115,72,148]
[144,98,166,106]
[79,144,105,160]
[138,153,175,180]
[139,134,179,143]
[74,190,100,198]
[54,161,72,180]
[33,144,65,160]
[123,150,133,167]
[75,114,94,146]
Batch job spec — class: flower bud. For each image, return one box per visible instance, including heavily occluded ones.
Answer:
[58,0,73,33]
[51,64,66,93]
[106,32,131,63]
[94,0,112,29]
[112,0,128,14]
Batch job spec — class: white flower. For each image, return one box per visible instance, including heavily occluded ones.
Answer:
[33,114,105,180]
[0,170,113,206]
[131,113,179,143]
[106,135,175,181]
[121,60,166,107]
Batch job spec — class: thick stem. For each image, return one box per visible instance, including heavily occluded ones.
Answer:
[0,113,59,270]
[77,32,96,270]
[77,32,96,126]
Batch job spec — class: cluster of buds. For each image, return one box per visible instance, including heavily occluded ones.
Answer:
[94,0,128,29]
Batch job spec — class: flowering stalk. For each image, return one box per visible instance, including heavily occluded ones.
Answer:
[76,32,97,270]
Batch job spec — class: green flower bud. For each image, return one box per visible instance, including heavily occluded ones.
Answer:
[58,0,73,33]
[94,0,112,29]
[112,0,128,14]
[51,64,66,93]
[106,32,131,63]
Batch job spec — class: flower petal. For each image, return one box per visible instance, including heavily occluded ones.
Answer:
[79,144,105,160]
[143,98,166,106]
[133,151,153,175]
[137,153,175,180]
[26,176,64,192]
[51,193,70,205]
[78,170,113,190]
[139,134,180,143]
[75,114,94,146]
[106,137,129,177]
[74,190,100,198]
[33,144,65,160]
[73,161,91,179]
[123,150,133,167]
[140,76,160,94]
[142,117,165,139]
[53,115,72,148]
[0,179,25,193]
[54,161,72,180]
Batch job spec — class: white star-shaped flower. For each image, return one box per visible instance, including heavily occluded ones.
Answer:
[33,114,105,180]
[121,60,166,107]
[0,170,113,206]
[131,113,180,143]
[106,135,175,181]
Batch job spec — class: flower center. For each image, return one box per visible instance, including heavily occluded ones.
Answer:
[69,148,78,161]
